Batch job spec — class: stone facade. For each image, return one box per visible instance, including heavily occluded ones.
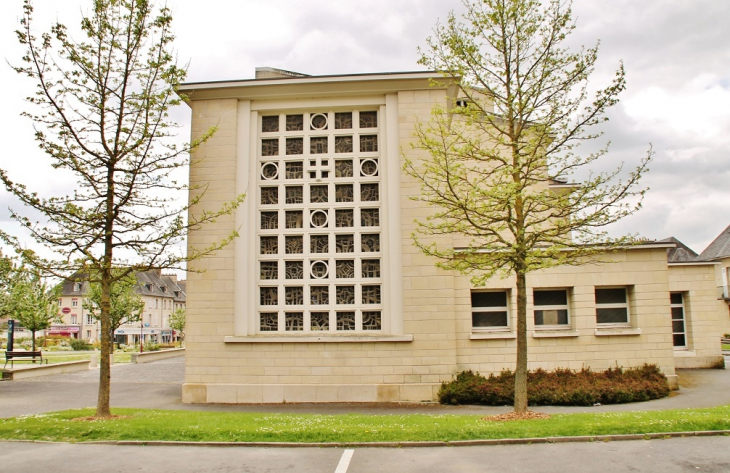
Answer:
[53,271,186,344]
[667,262,725,368]
[179,70,723,404]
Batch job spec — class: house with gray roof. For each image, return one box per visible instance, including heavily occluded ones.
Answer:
[53,270,186,345]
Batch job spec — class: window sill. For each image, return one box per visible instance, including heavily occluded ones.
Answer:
[470,331,516,340]
[673,349,695,356]
[594,327,641,337]
[223,334,414,344]
[532,329,579,338]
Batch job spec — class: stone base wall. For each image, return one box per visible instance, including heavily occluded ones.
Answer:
[674,354,725,369]
[182,382,439,404]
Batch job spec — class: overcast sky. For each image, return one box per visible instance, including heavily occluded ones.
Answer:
[1,0,729,258]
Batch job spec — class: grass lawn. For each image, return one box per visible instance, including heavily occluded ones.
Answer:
[1,351,132,365]
[1,406,729,443]
[722,344,730,351]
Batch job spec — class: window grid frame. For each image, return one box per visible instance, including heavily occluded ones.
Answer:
[255,110,384,333]
[670,292,687,349]
[470,290,510,331]
[532,288,571,329]
[595,286,631,327]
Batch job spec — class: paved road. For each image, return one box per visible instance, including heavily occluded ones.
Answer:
[2,357,730,472]
[0,357,186,419]
[1,437,729,473]
[2,356,730,418]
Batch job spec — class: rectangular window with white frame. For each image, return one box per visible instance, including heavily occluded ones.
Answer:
[533,289,570,327]
[595,287,630,325]
[471,291,510,329]
[670,292,687,348]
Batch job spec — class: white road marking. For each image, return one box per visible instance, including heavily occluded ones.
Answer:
[335,449,355,473]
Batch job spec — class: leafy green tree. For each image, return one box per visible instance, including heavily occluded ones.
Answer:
[410,0,651,412]
[0,252,16,325]
[83,273,145,339]
[2,0,243,417]
[8,270,59,352]
[168,307,186,346]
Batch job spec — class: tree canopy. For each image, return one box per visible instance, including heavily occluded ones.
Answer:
[83,273,145,334]
[168,307,185,345]
[3,0,243,416]
[410,0,651,412]
[6,269,59,351]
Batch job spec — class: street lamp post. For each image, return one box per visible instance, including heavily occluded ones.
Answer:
[140,318,143,353]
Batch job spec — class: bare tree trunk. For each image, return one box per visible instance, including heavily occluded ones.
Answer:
[96,267,113,417]
[514,270,528,412]
[31,329,36,353]
[96,165,115,418]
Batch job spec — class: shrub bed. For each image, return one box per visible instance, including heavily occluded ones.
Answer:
[438,364,670,406]
[69,339,92,351]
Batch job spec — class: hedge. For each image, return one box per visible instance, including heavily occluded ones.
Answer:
[438,364,670,406]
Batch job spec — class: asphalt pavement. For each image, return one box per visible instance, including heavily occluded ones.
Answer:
[2,355,730,418]
[1,436,730,473]
[2,356,730,473]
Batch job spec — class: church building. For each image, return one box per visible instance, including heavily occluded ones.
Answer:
[178,68,724,404]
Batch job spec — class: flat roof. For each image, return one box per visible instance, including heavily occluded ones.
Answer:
[180,70,442,89]
[177,71,455,102]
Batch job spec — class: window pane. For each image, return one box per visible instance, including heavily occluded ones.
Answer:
[311,312,329,331]
[334,112,352,129]
[670,293,683,305]
[533,290,567,306]
[359,111,378,128]
[262,116,279,133]
[673,334,686,347]
[671,307,684,320]
[596,307,628,324]
[595,288,626,304]
[285,312,304,331]
[337,312,356,331]
[471,291,507,308]
[672,320,685,332]
[362,311,381,330]
[260,313,278,331]
[534,309,568,325]
[472,311,508,327]
[286,114,303,131]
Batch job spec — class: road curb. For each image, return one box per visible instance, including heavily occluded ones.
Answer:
[5,430,729,448]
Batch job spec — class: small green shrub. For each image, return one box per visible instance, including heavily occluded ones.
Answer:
[69,339,92,351]
[438,364,670,406]
[144,342,161,352]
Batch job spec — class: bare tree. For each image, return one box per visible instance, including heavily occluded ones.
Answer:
[409,0,651,412]
[2,0,243,417]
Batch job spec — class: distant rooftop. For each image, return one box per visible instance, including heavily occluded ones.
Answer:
[698,224,730,261]
[658,236,699,263]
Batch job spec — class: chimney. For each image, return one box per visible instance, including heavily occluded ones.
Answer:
[255,67,310,80]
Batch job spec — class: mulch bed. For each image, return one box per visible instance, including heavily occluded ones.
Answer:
[482,411,551,422]
[71,415,132,422]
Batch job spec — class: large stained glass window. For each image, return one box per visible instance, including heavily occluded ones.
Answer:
[256,110,383,332]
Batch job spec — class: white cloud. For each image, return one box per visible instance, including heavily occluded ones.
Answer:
[1,0,729,256]
[623,78,730,139]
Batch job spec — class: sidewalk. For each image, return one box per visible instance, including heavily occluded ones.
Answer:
[1,356,729,419]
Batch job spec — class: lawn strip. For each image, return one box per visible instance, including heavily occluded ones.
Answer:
[1,406,729,443]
